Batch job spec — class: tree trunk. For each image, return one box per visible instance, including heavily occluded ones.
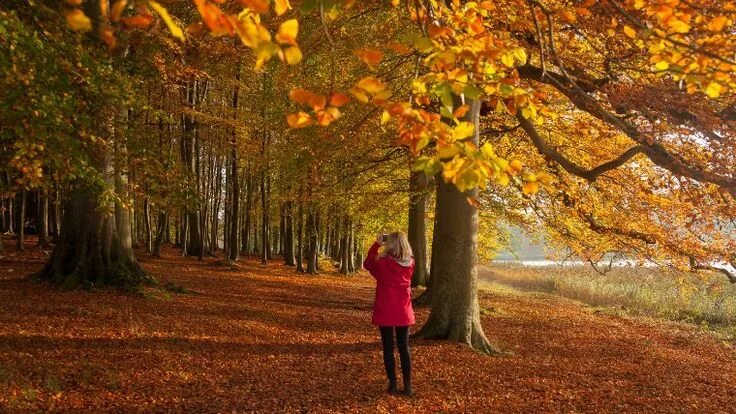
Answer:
[306,207,318,274]
[143,198,152,253]
[37,189,49,248]
[152,211,166,257]
[340,215,351,274]
[242,168,253,255]
[40,114,152,289]
[228,67,241,263]
[408,171,429,287]
[16,191,25,251]
[260,169,269,265]
[52,187,61,242]
[181,79,205,258]
[296,201,304,273]
[283,201,295,266]
[413,98,499,354]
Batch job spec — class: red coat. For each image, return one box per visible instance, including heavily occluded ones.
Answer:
[364,242,415,327]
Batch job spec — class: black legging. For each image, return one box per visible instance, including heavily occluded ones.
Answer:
[379,326,411,388]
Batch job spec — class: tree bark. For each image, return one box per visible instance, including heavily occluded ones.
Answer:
[152,211,166,257]
[260,170,269,265]
[37,189,49,248]
[296,201,305,273]
[306,207,318,274]
[408,171,429,287]
[228,67,241,263]
[413,98,499,354]
[283,201,295,266]
[16,191,25,251]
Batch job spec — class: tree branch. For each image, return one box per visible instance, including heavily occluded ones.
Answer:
[516,114,646,182]
[517,65,736,197]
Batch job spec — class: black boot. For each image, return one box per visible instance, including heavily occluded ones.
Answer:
[402,384,414,397]
[387,382,398,395]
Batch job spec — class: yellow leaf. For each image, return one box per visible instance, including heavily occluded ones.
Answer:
[437,144,460,160]
[654,60,669,71]
[668,19,690,34]
[149,1,185,40]
[623,25,637,39]
[495,173,510,186]
[705,82,723,98]
[274,0,291,16]
[452,122,475,141]
[276,19,299,46]
[283,46,302,65]
[286,112,313,128]
[66,9,92,32]
[500,53,514,67]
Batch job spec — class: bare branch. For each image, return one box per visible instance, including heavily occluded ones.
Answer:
[516,114,646,182]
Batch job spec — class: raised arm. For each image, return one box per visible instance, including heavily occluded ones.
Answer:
[363,242,381,277]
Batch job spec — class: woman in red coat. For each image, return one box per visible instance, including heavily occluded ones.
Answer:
[363,232,415,396]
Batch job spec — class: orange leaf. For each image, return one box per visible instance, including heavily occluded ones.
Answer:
[356,76,385,94]
[353,48,383,68]
[240,0,269,13]
[453,105,469,118]
[122,14,154,29]
[287,112,313,128]
[289,88,318,105]
[329,92,349,107]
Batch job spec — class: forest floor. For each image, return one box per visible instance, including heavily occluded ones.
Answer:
[1,237,736,413]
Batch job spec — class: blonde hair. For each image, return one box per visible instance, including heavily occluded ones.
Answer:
[383,231,413,262]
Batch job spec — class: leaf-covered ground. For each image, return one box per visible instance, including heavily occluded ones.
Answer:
[1,240,735,413]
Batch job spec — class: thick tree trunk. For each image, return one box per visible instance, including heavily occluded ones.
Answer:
[39,184,152,288]
[152,211,166,257]
[181,79,205,258]
[408,171,429,287]
[413,98,499,354]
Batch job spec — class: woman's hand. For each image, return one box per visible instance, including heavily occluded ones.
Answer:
[376,233,385,246]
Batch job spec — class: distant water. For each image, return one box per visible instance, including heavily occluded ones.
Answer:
[491,259,653,267]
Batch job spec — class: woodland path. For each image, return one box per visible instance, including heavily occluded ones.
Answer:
[1,240,735,413]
